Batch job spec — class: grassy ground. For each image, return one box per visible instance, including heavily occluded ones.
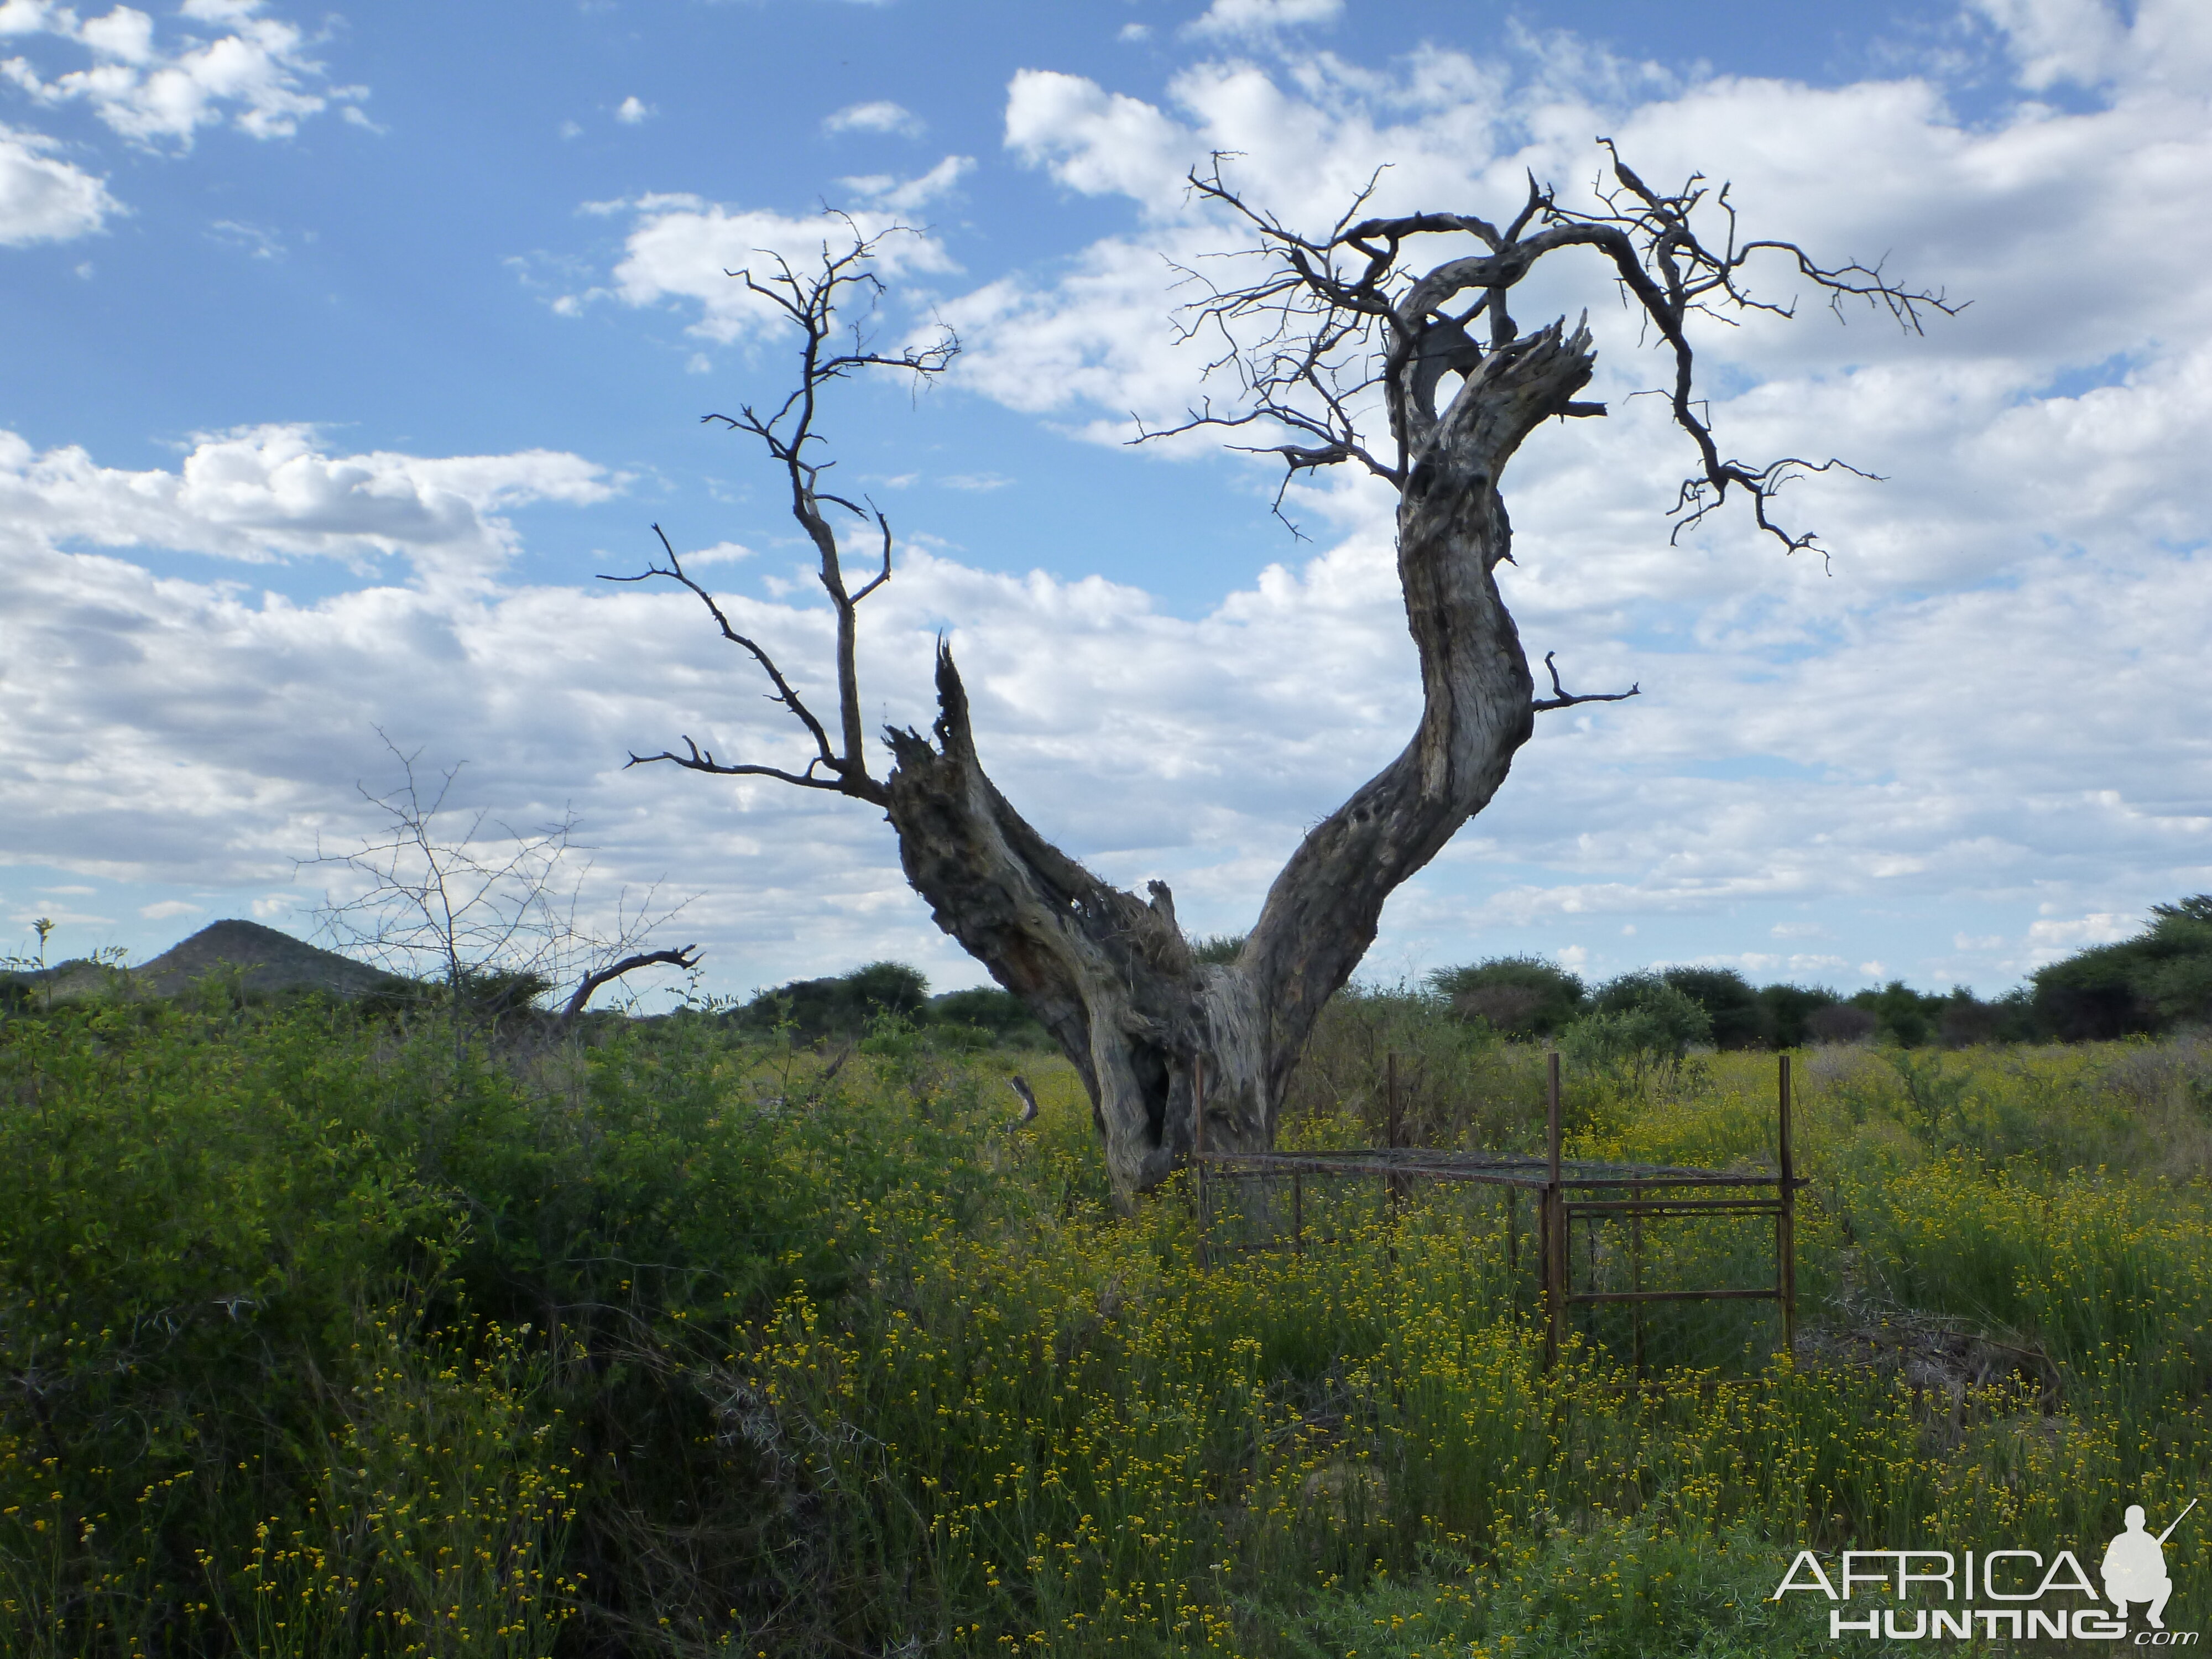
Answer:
[4,990,2211,1656]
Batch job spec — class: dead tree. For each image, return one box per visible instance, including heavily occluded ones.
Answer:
[615,159,1953,1205]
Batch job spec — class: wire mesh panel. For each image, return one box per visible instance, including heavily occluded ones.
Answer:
[1563,1198,1787,1375]
[1194,1168,1306,1257]
[1194,1054,1805,1381]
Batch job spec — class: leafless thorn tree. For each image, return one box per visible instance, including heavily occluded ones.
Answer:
[619,157,1952,1206]
[309,733,699,1040]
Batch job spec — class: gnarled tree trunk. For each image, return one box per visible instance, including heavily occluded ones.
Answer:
[881,322,1594,1199]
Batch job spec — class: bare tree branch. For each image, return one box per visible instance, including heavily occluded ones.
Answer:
[557,945,703,1029]
[604,524,844,780]
[1157,145,1960,555]
[621,732,856,795]
[1532,650,1640,713]
[606,220,956,812]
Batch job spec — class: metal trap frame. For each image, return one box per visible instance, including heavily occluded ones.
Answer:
[1193,1052,1807,1369]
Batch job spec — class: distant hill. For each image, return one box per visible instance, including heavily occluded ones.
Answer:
[2,919,400,1006]
[131,919,400,1000]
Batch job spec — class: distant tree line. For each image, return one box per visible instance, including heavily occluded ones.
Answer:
[651,894,2212,1056]
[2026,896,2212,1040]
[1430,895,2212,1050]
[14,896,2207,1056]
[726,961,1050,1049]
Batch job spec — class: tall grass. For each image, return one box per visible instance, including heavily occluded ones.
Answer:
[6,991,2212,1655]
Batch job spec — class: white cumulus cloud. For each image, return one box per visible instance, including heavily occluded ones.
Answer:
[0,119,116,242]
[1185,0,1343,41]
[838,153,972,213]
[1,0,368,149]
[583,186,961,344]
[823,98,921,136]
[1969,0,2212,91]
[0,424,620,587]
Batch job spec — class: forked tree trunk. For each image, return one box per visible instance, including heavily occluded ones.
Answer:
[635,156,1943,1206]
[881,321,1596,1203]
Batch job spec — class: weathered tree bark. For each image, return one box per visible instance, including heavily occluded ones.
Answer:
[620,164,1951,1206]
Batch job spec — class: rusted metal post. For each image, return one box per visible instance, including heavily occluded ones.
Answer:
[1778,1052,1796,1360]
[1538,1186,1553,1363]
[1631,1208,1646,1380]
[1385,1050,1406,1228]
[1545,1049,1564,1368]
[1386,1049,1402,1148]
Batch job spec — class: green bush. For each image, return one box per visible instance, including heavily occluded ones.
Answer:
[730,957,931,1040]
[2034,895,2212,1039]
[1560,974,1714,1092]
[729,961,1056,1050]
[1428,956,1586,1037]
[11,992,2212,1657]
[1660,966,1766,1049]
[1756,981,1841,1049]
[1282,983,1545,1150]
[927,984,1051,1047]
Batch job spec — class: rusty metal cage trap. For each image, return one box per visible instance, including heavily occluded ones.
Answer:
[1191,1052,1808,1371]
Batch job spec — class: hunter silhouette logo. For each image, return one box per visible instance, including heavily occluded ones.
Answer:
[2107,1500,2195,1631]
[1773,1495,2199,1642]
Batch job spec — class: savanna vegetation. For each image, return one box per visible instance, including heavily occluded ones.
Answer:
[1430,896,2212,1056]
[8,959,2212,1658]
[725,962,1050,1051]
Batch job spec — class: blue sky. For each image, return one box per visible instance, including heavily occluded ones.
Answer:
[5,0,2210,1005]
[9,0,1976,604]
